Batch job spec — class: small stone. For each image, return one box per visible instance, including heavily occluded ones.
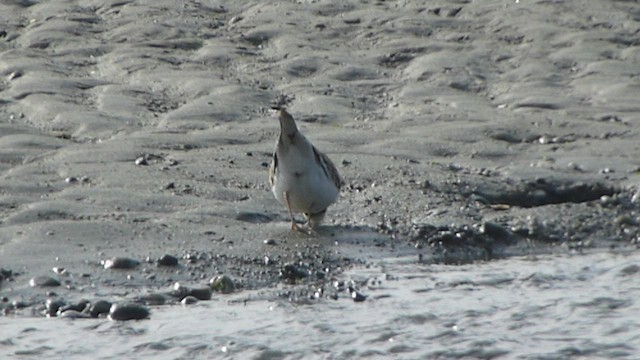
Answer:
[8,71,22,80]
[157,254,179,266]
[229,15,243,24]
[1,268,13,281]
[103,257,140,270]
[58,300,90,315]
[30,276,61,288]
[138,293,167,306]
[90,300,112,318]
[210,275,235,294]
[600,195,613,206]
[263,238,276,245]
[134,157,148,166]
[13,300,29,309]
[279,264,309,283]
[615,215,637,227]
[181,296,199,305]
[109,303,150,321]
[620,264,640,276]
[65,177,78,184]
[59,310,91,319]
[188,287,212,300]
[479,221,513,242]
[349,287,367,302]
[171,282,191,299]
[45,298,66,317]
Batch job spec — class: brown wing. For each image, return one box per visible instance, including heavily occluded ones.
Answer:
[312,146,342,189]
[268,151,278,189]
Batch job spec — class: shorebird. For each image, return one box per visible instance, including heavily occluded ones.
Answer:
[269,108,341,232]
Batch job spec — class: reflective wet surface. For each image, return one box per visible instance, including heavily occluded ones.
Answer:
[2,249,638,359]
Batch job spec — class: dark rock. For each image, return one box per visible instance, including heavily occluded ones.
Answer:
[210,275,235,294]
[13,300,29,309]
[188,287,212,300]
[170,282,191,299]
[620,264,640,276]
[58,300,90,315]
[349,287,367,302]
[157,254,179,266]
[0,268,12,282]
[103,257,140,270]
[479,221,515,243]
[59,310,91,319]
[30,276,61,287]
[280,264,309,284]
[45,298,66,317]
[134,157,148,166]
[181,296,198,305]
[89,300,112,318]
[137,293,167,306]
[109,303,150,321]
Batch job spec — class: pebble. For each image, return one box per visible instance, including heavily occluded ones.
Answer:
[210,275,235,294]
[615,215,637,227]
[619,264,640,276]
[134,157,148,166]
[138,293,167,306]
[157,254,179,266]
[280,264,309,283]
[1,268,12,281]
[171,282,191,299]
[479,221,513,242]
[29,276,61,288]
[181,296,199,305]
[59,310,91,319]
[188,287,212,300]
[263,238,277,245]
[45,298,66,317]
[8,70,22,80]
[13,300,29,309]
[58,300,90,315]
[90,300,113,318]
[109,303,150,321]
[103,257,140,270]
[349,287,367,302]
[52,267,66,275]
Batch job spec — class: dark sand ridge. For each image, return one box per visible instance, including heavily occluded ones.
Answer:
[0,0,639,311]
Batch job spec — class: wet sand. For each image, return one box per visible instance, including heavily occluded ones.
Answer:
[1,0,639,335]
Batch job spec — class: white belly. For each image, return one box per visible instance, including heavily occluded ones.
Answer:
[272,143,339,214]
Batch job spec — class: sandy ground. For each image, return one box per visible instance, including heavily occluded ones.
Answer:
[1,0,639,312]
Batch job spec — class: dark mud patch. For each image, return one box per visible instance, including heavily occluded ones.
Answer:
[470,177,616,208]
[379,167,640,265]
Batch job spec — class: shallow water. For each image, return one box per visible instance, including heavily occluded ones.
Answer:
[2,249,639,359]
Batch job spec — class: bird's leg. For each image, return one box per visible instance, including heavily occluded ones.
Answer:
[284,191,299,231]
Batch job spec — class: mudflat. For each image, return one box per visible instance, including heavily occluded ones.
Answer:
[1,0,639,318]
